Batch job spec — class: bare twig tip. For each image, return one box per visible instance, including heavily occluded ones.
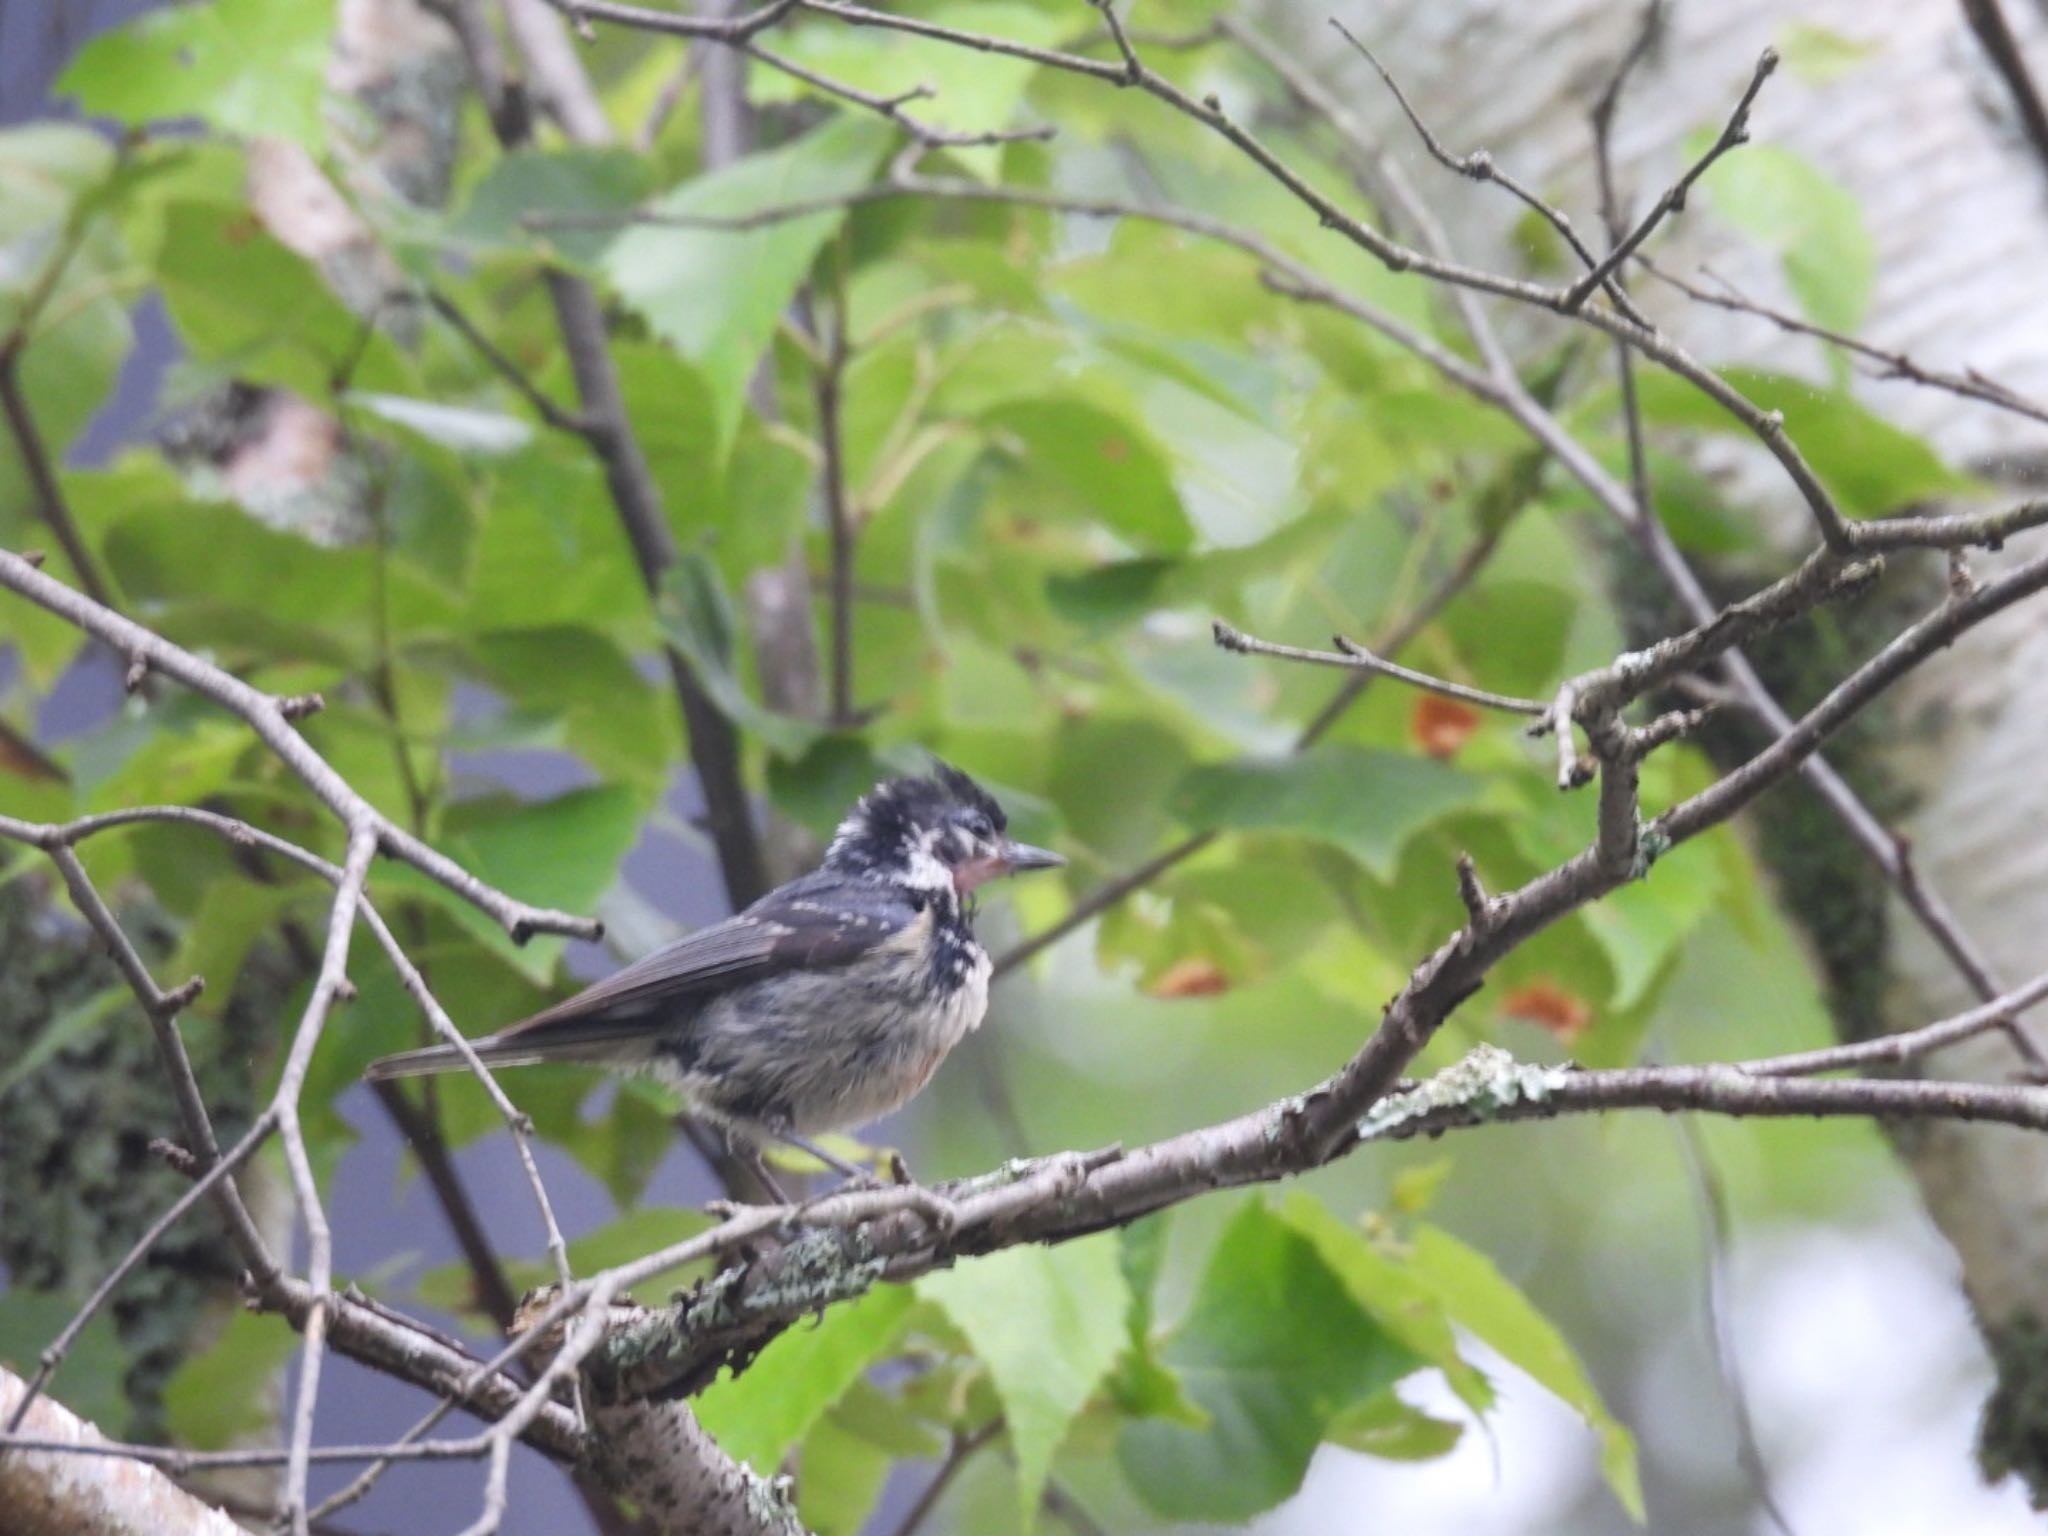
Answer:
[278,692,326,721]
[148,1137,201,1177]
[1212,619,1248,652]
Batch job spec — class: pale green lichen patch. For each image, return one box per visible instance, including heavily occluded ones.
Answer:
[1357,1045,1574,1140]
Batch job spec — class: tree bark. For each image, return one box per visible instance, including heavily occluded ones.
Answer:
[0,1367,243,1536]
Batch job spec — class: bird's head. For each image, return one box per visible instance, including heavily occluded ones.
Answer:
[825,762,1065,895]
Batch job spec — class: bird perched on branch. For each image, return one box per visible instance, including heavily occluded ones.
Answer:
[365,763,1063,1196]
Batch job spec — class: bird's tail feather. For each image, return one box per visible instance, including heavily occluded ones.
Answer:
[362,1022,653,1082]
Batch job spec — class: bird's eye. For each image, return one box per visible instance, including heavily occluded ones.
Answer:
[967,813,994,841]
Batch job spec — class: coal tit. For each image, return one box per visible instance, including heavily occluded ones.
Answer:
[365,764,1062,1190]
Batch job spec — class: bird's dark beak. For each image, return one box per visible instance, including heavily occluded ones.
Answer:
[956,839,1065,893]
[1000,839,1065,874]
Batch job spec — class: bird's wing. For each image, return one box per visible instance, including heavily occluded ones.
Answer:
[364,875,921,1080]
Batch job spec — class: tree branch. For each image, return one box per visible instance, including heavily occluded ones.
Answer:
[0,550,599,944]
[444,0,772,912]
[0,1368,243,1536]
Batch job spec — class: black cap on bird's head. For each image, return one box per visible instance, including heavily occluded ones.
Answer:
[826,761,1064,893]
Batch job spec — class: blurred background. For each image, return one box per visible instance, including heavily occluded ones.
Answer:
[5,1,2048,1533]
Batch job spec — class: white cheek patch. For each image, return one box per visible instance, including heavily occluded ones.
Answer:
[900,828,953,893]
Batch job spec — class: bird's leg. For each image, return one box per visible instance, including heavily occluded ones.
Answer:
[744,1147,791,1204]
[777,1130,874,1183]
[722,1129,792,1205]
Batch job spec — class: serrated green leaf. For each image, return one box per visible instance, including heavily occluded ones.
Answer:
[920,1234,1128,1530]
[392,785,644,981]
[1324,1387,1465,1461]
[1407,1223,1643,1520]
[1276,1194,1492,1417]
[59,0,335,149]
[606,114,891,445]
[1172,745,1485,879]
[1119,1200,1423,1521]
[446,147,651,265]
[981,397,1193,555]
[696,1286,915,1473]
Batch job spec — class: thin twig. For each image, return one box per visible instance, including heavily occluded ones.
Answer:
[1645,258,2048,429]
[888,1419,1005,1536]
[1212,621,1548,716]
[426,288,591,435]
[1563,47,1779,310]
[0,551,600,944]
[813,275,857,725]
[1322,17,1648,327]
[1960,0,2048,189]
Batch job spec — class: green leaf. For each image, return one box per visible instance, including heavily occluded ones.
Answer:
[1775,22,1882,85]
[58,0,336,149]
[1119,1200,1423,1522]
[1044,559,1176,636]
[349,394,534,456]
[1276,1194,1492,1417]
[1631,367,1974,517]
[696,1286,915,1473]
[463,443,647,641]
[799,1408,897,1536]
[980,398,1194,555]
[1324,1388,1465,1461]
[1172,745,1486,879]
[1108,1211,1208,1429]
[465,626,676,788]
[749,4,1064,179]
[605,114,891,445]
[767,735,891,843]
[0,122,114,250]
[451,784,641,913]
[153,199,408,397]
[399,785,644,981]
[919,1234,1129,1529]
[1578,835,1724,1016]
[163,1309,300,1450]
[101,496,454,667]
[1407,1223,1643,1520]
[0,1289,132,1437]
[1691,142,1874,334]
[658,552,821,757]
[446,147,652,265]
